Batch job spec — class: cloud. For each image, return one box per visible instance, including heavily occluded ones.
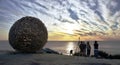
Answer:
[67,8,79,21]
[107,0,120,15]
[0,0,120,40]
[76,31,107,36]
[110,22,119,30]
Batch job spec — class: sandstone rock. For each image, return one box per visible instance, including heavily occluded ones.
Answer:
[9,16,48,53]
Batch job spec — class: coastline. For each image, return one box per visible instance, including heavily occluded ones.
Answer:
[0,52,120,65]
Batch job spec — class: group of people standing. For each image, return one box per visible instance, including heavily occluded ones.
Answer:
[78,41,99,57]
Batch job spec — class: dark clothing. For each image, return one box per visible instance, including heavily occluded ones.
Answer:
[83,43,86,50]
[83,43,86,55]
[79,43,84,52]
[86,42,91,56]
[79,41,86,56]
[87,43,91,50]
[87,49,90,56]
[70,50,73,55]
[94,42,98,49]
[94,41,99,57]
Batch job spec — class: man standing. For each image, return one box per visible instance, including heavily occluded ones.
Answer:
[79,41,84,56]
[78,41,86,56]
[94,41,99,57]
[82,41,86,56]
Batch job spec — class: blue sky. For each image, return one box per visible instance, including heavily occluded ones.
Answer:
[0,0,120,41]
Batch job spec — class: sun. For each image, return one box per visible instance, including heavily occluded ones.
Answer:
[62,23,79,35]
[66,27,74,34]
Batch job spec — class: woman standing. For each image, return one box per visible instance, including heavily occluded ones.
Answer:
[86,41,91,56]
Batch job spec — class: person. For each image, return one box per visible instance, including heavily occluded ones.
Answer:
[86,41,91,56]
[94,41,99,57]
[82,41,86,56]
[79,41,84,56]
[70,50,73,56]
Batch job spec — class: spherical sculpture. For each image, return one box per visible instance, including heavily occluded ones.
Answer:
[9,16,48,53]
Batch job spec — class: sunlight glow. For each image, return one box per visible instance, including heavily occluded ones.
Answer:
[66,42,75,55]
[62,23,79,35]
[0,0,120,41]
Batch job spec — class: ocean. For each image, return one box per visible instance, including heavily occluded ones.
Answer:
[0,41,120,55]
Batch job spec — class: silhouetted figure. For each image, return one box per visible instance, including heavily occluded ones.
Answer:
[70,50,73,56]
[86,41,91,56]
[94,41,99,57]
[78,41,83,56]
[82,41,86,56]
[79,41,86,56]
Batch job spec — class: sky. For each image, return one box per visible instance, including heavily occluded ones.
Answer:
[0,0,120,41]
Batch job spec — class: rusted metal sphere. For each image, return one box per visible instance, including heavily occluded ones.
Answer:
[9,16,48,53]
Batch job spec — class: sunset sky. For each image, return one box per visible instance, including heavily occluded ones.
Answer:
[0,0,120,41]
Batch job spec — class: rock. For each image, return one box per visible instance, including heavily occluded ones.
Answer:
[9,16,48,53]
[43,48,59,54]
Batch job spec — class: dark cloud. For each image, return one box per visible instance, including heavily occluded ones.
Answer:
[75,28,107,36]
[67,8,79,21]
[52,23,57,26]
[111,22,119,30]
[89,21,98,26]
[85,32,96,36]
[87,0,99,10]
[80,19,90,25]
[56,15,74,24]
[53,0,70,6]
[107,0,120,15]
[80,10,88,15]
[34,1,48,10]
[60,19,74,24]
[75,32,96,36]
[76,33,85,36]
[95,31,107,35]
[94,10,108,25]
[80,0,109,25]
[75,30,83,33]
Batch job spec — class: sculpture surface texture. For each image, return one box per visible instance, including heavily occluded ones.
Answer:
[9,16,48,53]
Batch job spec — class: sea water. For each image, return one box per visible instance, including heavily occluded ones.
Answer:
[0,41,120,55]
